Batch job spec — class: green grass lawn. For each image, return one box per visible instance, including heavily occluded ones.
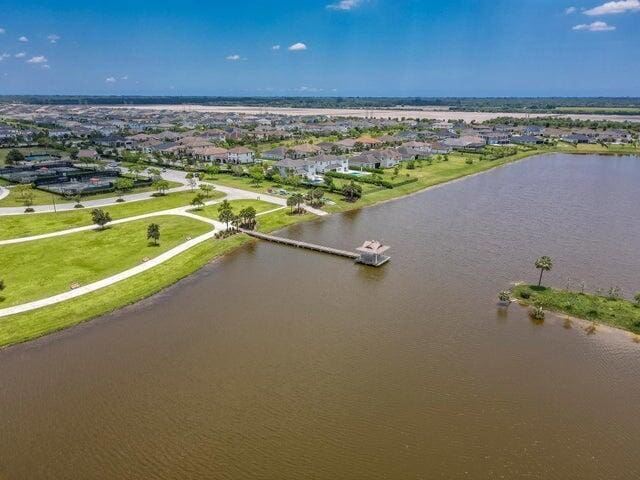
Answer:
[512,284,640,334]
[0,215,211,309]
[191,199,281,221]
[0,190,224,240]
[0,206,315,348]
[0,180,183,207]
[255,207,315,232]
[554,142,640,155]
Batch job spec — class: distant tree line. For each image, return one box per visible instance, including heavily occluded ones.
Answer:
[1,96,638,112]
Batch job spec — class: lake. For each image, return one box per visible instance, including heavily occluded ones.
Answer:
[1,153,640,479]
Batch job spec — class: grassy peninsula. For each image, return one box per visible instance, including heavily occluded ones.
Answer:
[513,284,640,334]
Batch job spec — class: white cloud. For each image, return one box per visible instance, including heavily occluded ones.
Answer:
[327,0,365,11]
[41,64,50,70]
[121,74,129,80]
[573,20,617,30]
[14,52,26,58]
[296,86,324,93]
[19,36,28,42]
[47,34,60,44]
[26,55,47,64]
[226,54,241,61]
[105,76,117,83]
[288,42,307,51]
[272,45,281,50]
[565,6,577,14]
[0,28,5,34]
[0,53,10,61]
[584,0,640,15]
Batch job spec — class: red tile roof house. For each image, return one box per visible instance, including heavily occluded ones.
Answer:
[77,148,100,160]
[192,146,229,163]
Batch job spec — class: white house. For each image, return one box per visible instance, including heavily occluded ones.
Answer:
[227,147,255,164]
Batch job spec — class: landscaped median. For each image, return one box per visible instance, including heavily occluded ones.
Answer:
[0,190,224,240]
[512,284,640,334]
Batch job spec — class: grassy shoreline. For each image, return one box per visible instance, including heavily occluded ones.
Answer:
[0,208,315,348]
[512,285,640,334]
[1,146,638,348]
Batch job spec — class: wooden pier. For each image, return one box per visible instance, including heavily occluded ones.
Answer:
[241,230,389,266]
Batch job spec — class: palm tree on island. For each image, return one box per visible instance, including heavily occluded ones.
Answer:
[535,256,553,287]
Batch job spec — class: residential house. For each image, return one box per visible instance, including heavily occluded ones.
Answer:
[562,133,590,144]
[262,146,288,161]
[227,147,255,164]
[289,143,321,159]
[274,154,348,179]
[443,135,486,150]
[194,146,229,163]
[77,149,99,160]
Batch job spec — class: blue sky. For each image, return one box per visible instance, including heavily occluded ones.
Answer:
[0,0,638,96]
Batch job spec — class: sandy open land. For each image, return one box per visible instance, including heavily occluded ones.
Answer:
[112,104,640,123]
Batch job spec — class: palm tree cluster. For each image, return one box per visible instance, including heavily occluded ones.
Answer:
[304,189,325,208]
[237,206,257,230]
[287,193,305,214]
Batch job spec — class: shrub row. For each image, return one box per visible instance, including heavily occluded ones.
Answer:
[325,171,395,188]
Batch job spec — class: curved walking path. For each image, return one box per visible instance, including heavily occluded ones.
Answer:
[0,229,218,318]
[0,166,321,317]
[0,204,285,318]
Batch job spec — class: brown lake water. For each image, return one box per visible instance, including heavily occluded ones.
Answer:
[1,153,640,479]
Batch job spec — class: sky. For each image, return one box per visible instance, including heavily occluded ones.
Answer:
[0,0,638,97]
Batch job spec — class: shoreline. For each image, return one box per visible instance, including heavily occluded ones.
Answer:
[514,300,640,342]
[511,284,640,337]
[1,149,639,349]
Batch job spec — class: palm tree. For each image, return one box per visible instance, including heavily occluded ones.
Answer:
[286,194,297,213]
[147,223,160,245]
[218,199,234,229]
[535,256,553,287]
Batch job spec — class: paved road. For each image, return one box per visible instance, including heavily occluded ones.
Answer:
[0,167,327,216]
